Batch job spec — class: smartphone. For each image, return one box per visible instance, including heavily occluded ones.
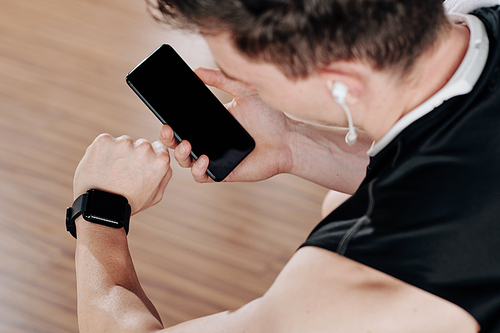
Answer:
[126,44,255,182]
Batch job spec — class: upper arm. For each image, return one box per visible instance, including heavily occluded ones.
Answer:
[160,247,479,333]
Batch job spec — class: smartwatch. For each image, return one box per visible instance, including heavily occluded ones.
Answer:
[66,189,131,239]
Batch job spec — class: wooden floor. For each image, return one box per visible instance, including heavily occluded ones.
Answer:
[0,0,327,331]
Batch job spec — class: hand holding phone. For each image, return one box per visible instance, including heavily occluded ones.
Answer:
[126,44,255,182]
[163,67,298,184]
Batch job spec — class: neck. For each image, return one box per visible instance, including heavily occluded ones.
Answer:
[403,21,470,116]
[358,20,470,142]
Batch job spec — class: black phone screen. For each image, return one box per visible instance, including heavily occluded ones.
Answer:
[126,44,255,182]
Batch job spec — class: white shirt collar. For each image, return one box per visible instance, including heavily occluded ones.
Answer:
[444,0,500,15]
[367,13,490,156]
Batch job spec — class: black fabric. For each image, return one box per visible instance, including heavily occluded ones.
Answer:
[302,6,500,332]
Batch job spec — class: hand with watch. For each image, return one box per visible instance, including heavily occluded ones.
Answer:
[67,133,172,239]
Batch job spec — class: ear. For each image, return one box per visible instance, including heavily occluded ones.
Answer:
[319,62,367,103]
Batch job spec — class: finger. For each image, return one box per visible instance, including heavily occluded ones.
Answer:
[159,124,179,149]
[133,138,151,149]
[152,141,171,173]
[113,135,135,152]
[191,155,213,183]
[93,133,114,143]
[151,140,169,158]
[115,134,133,143]
[137,159,173,216]
[174,140,195,168]
[153,165,173,205]
[194,67,255,98]
[86,133,113,152]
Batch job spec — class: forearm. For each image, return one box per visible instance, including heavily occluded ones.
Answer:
[75,217,163,333]
[287,121,371,194]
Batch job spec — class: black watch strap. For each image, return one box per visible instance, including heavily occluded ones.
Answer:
[66,189,131,239]
[66,193,88,238]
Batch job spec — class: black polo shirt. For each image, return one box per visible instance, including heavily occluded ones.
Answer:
[302,6,500,332]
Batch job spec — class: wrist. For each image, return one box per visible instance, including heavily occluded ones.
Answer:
[75,215,127,242]
[286,120,316,177]
[274,117,297,175]
[285,122,369,192]
[66,189,131,239]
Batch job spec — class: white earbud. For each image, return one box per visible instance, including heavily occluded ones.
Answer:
[332,82,357,146]
[332,81,349,104]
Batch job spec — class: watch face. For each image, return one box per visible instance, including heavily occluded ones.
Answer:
[84,189,128,226]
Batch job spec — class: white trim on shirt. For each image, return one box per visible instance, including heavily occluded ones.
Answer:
[367,13,489,156]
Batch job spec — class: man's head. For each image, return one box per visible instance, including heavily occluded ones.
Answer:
[148,0,449,80]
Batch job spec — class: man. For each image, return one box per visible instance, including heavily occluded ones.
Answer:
[69,0,500,331]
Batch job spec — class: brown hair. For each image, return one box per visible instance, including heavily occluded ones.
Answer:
[147,0,450,79]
